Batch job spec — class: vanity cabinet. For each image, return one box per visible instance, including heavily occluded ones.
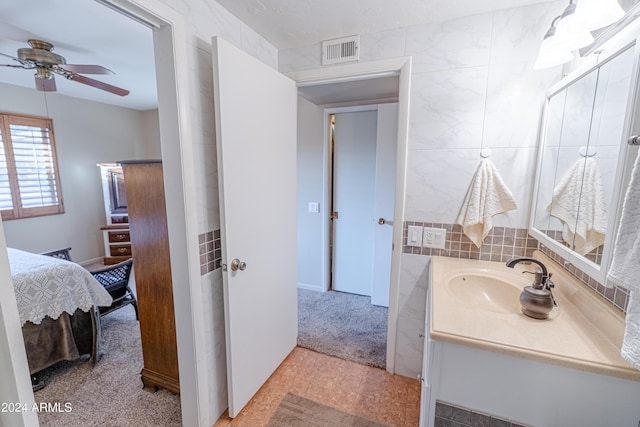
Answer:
[121,160,179,394]
[420,255,640,427]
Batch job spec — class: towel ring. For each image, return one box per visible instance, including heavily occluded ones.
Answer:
[480,148,491,158]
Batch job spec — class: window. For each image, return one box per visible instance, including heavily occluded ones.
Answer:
[0,114,64,221]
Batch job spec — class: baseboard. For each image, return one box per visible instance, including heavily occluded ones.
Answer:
[79,256,104,267]
[297,282,323,292]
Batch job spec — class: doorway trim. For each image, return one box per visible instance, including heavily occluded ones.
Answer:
[288,57,412,373]
[100,2,208,426]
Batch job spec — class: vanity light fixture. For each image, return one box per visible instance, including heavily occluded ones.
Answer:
[533,0,625,70]
[533,17,575,70]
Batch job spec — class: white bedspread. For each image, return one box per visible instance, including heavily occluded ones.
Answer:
[8,248,113,326]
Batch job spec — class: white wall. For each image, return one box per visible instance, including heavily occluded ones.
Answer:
[297,96,325,290]
[0,82,157,263]
[139,109,162,159]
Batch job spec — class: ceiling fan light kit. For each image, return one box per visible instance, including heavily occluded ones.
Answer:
[1,39,129,96]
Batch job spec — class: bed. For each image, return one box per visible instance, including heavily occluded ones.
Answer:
[8,248,113,375]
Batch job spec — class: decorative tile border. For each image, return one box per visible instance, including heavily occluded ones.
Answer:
[435,401,532,427]
[402,221,627,313]
[198,229,222,275]
[539,245,629,313]
[402,222,537,263]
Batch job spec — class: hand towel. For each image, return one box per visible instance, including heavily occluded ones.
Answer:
[608,148,640,371]
[456,158,517,248]
[547,157,607,256]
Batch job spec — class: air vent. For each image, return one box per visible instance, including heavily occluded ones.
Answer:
[322,35,360,65]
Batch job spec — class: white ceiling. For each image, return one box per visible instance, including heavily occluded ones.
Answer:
[0,0,557,110]
[214,0,557,50]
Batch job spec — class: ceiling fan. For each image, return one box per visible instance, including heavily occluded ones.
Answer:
[0,39,129,96]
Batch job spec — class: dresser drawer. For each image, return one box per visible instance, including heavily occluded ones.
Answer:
[110,244,132,256]
[108,230,130,243]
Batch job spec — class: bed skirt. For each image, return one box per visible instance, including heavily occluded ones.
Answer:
[21,307,100,375]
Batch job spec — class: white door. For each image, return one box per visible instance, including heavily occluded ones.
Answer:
[212,37,298,418]
[332,110,378,296]
[371,104,398,307]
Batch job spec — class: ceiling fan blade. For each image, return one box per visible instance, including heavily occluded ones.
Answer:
[0,51,20,61]
[67,74,129,96]
[34,75,57,92]
[58,64,114,75]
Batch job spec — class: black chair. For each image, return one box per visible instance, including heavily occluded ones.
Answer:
[40,247,72,261]
[89,259,138,319]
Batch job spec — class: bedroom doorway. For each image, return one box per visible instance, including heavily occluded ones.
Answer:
[0,0,206,425]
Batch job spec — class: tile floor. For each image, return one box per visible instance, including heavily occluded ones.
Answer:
[214,347,421,427]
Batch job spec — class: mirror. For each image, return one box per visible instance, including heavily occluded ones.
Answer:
[108,168,128,213]
[531,40,638,282]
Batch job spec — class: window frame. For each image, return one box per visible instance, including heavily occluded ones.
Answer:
[0,113,65,221]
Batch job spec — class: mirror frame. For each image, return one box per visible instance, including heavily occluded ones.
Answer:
[530,34,640,284]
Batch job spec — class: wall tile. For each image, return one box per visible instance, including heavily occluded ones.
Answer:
[489,1,565,67]
[394,314,425,379]
[241,23,278,69]
[482,61,558,150]
[199,230,223,273]
[405,14,492,74]
[409,66,488,151]
[359,27,407,62]
[398,254,430,321]
[405,149,480,223]
[279,43,322,73]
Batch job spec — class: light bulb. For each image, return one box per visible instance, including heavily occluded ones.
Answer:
[534,37,574,69]
[553,2,595,50]
[573,0,625,31]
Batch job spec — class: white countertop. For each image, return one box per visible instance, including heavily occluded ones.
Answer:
[430,251,640,381]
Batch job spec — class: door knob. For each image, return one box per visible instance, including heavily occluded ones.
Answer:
[378,217,386,225]
[231,258,247,271]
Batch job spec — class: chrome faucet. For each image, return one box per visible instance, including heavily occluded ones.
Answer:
[505,257,549,289]
[506,257,557,319]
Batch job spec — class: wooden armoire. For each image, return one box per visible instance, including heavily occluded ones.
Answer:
[121,160,179,394]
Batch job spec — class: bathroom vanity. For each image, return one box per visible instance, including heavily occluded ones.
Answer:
[419,252,640,427]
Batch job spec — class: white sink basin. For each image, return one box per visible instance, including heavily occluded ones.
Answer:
[445,271,523,314]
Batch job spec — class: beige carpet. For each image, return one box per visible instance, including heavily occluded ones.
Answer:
[267,393,391,427]
[297,289,388,368]
[33,304,181,426]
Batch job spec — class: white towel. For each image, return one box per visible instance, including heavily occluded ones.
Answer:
[608,149,640,370]
[547,157,607,256]
[622,291,640,371]
[456,158,517,248]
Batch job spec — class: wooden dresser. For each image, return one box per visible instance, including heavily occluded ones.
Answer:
[121,160,179,394]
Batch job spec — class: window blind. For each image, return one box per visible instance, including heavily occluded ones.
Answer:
[0,114,64,220]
